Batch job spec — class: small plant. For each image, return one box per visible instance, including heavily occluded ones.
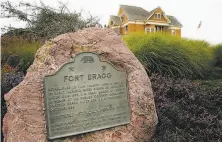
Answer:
[1,64,15,79]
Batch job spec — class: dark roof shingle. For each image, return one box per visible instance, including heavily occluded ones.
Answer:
[120,5,149,20]
[167,15,183,27]
[109,15,122,25]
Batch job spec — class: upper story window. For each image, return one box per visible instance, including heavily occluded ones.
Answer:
[154,13,162,19]
[110,21,113,25]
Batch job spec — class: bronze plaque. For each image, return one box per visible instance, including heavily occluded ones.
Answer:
[44,52,130,140]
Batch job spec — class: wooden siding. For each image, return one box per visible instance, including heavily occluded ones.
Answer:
[120,24,145,34]
[120,26,125,35]
[120,23,181,37]
[122,15,128,24]
[135,24,145,32]
[118,8,124,17]
[114,7,181,37]
[118,8,128,24]
[128,24,145,32]
[175,29,181,36]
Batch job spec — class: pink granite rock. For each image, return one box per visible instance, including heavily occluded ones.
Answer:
[3,28,158,142]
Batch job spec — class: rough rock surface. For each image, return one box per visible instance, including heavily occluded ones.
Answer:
[3,28,158,142]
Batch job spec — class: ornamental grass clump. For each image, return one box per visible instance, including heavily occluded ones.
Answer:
[123,33,214,79]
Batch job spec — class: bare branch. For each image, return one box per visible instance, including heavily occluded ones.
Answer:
[1,0,100,39]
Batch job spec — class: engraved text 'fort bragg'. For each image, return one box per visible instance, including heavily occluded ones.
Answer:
[44,52,130,140]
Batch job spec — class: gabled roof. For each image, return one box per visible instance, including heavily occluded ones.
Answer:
[148,6,160,15]
[110,5,182,27]
[167,15,183,27]
[120,5,149,20]
[109,15,122,26]
[146,6,171,23]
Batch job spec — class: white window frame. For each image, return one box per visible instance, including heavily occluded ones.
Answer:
[145,28,156,33]
[171,29,176,35]
[154,13,162,19]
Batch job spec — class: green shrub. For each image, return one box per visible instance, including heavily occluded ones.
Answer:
[201,44,222,79]
[203,67,222,79]
[214,44,222,67]
[123,33,214,79]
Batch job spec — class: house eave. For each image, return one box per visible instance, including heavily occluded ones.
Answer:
[111,26,120,29]
[168,26,182,29]
[121,20,145,27]
[146,21,170,26]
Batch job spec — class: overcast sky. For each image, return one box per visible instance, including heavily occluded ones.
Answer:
[1,0,222,44]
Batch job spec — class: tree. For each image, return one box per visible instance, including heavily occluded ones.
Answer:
[1,1,100,39]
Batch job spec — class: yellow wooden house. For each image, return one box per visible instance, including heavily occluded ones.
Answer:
[108,5,182,36]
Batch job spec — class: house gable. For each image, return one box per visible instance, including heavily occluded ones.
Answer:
[117,7,129,24]
[147,7,171,23]
[118,7,124,17]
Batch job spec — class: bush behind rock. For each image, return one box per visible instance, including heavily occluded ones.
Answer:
[1,72,25,117]
[123,33,214,79]
[214,44,222,67]
[1,72,24,95]
[1,72,25,141]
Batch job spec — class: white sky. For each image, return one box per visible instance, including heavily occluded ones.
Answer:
[1,0,222,45]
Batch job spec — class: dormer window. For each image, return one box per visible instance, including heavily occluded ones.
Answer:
[154,13,162,19]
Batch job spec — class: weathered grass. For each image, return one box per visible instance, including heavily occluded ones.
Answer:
[123,33,214,79]
[2,36,41,62]
[1,36,42,75]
